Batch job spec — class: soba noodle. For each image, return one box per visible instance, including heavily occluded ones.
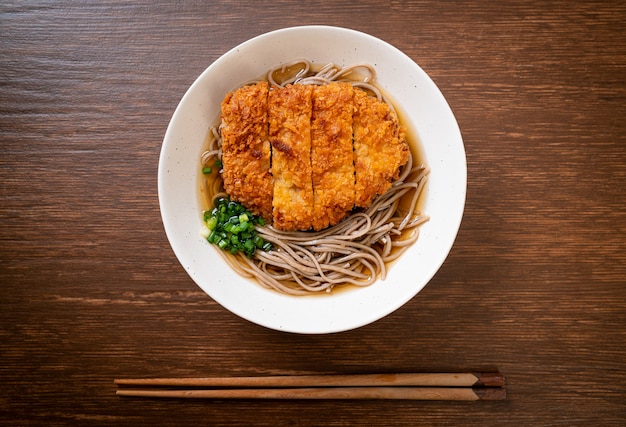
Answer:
[202,60,430,295]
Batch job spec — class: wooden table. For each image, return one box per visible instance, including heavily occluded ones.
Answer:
[2,1,625,425]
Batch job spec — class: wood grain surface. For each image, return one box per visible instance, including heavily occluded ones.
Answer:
[1,1,625,425]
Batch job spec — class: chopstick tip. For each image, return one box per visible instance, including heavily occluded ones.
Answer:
[473,371,505,387]
[473,386,506,401]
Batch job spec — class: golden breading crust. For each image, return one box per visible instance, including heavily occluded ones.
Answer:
[310,82,355,231]
[220,82,273,220]
[219,82,410,231]
[268,84,314,231]
[352,88,409,208]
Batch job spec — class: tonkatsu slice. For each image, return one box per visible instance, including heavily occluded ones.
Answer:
[352,88,409,208]
[268,84,314,231]
[310,82,356,231]
[220,82,273,220]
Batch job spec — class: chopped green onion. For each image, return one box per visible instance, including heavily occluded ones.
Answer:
[208,230,220,244]
[206,216,218,231]
[202,197,272,257]
[202,166,212,174]
[214,159,223,168]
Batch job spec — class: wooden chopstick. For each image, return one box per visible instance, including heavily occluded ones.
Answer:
[114,372,504,388]
[114,372,506,401]
[116,386,505,401]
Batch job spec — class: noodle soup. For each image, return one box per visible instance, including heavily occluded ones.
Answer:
[200,60,429,295]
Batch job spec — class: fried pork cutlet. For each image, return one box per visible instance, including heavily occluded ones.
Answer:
[268,84,314,231]
[310,82,355,231]
[219,82,410,231]
[352,88,409,208]
[220,82,273,220]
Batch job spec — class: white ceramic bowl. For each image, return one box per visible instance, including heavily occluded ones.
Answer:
[158,26,466,334]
